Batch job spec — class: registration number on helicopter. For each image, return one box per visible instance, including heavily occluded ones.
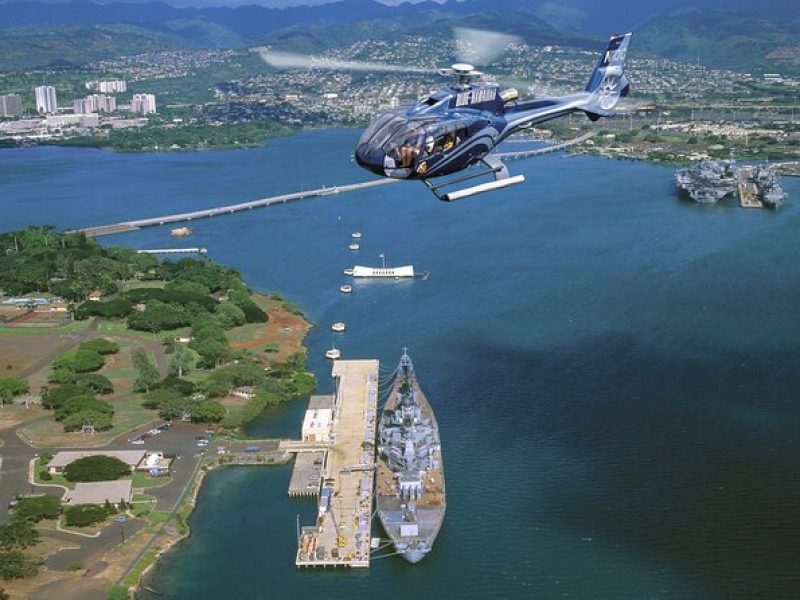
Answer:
[455,88,496,107]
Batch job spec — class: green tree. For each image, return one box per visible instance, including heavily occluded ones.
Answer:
[0,550,38,580]
[61,409,113,432]
[0,377,28,406]
[132,350,160,393]
[41,384,93,410]
[171,343,194,378]
[157,395,196,421]
[214,302,246,328]
[63,456,130,482]
[54,395,113,422]
[0,521,40,550]
[52,348,105,374]
[191,400,226,423]
[64,504,116,527]
[12,495,61,522]
[79,338,119,355]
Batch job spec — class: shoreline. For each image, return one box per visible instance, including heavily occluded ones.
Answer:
[122,445,293,596]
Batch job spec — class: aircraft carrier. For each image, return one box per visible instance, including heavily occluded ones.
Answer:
[676,161,786,208]
[376,350,445,564]
[675,160,737,203]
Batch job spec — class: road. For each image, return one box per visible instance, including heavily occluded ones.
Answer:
[0,419,207,594]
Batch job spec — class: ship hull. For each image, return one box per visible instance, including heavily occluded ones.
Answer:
[376,352,445,564]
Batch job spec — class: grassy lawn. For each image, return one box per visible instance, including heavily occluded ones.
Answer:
[20,393,156,447]
[0,320,91,336]
[102,368,140,379]
[131,472,172,489]
[97,320,160,342]
[121,280,166,291]
[225,322,264,343]
[147,510,172,525]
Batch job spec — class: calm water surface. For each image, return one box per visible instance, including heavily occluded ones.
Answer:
[2,131,799,598]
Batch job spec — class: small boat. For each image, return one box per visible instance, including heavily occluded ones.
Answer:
[170,226,192,237]
[343,268,355,276]
[351,232,362,239]
[325,347,341,360]
[339,285,352,293]
[331,322,346,332]
[349,243,360,250]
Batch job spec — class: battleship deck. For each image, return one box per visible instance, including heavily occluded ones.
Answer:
[296,359,379,568]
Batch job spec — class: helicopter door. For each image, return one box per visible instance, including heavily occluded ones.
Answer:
[426,123,469,156]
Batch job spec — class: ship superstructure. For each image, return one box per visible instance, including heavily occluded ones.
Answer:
[675,160,737,203]
[376,350,445,563]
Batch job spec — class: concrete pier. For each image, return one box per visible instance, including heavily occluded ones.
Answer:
[295,359,379,568]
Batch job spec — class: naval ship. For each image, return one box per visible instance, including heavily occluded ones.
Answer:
[675,160,737,203]
[675,160,787,208]
[376,350,445,563]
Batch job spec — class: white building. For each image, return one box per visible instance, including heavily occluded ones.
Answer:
[46,113,99,129]
[86,79,127,94]
[131,93,156,115]
[301,395,334,442]
[34,85,57,114]
[73,94,116,114]
[0,93,23,117]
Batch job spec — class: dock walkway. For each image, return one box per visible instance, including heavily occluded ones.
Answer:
[296,359,379,568]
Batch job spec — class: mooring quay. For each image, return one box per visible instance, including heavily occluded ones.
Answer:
[288,359,379,568]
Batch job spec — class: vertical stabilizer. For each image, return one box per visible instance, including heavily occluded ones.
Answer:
[584,32,632,117]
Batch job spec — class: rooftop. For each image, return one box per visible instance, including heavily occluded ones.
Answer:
[64,480,133,505]
[48,450,146,469]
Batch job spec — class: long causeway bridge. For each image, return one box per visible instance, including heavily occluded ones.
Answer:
[75,133,596,237]
[76,178,400,237]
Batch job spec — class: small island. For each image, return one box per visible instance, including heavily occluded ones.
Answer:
[0,226,312,599]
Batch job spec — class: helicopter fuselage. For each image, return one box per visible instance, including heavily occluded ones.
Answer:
[355,82,590,181]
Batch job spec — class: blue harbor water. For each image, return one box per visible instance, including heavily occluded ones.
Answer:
[2,131,800,598]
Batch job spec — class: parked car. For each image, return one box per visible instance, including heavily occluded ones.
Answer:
[196,439,209,448]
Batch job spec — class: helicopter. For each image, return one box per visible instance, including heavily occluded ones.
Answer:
[262,31,632,201]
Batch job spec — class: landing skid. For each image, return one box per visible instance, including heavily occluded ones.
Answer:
[422,156,525,202]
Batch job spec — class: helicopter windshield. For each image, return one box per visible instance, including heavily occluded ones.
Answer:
[356,111,473,175]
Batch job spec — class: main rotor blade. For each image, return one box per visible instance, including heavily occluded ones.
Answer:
[257,49,434,74]
[453,27,521,66]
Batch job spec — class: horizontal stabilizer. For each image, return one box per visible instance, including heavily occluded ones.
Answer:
[442,175,525,202]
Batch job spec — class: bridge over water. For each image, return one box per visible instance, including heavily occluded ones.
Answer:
[75,133,595,237]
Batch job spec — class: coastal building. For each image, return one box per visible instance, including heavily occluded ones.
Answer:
[301,395,334,442]
[34,85,57,114]
[0,93,23,118]
[47,450,147,474]
[64,480,133,506]
[45,114,99,129]
[135,451,173,476]
[73,94,117,114]
[131,93,157,115]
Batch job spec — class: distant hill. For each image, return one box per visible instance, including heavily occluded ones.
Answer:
[635,8,800,75]
[0,0,798,74]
